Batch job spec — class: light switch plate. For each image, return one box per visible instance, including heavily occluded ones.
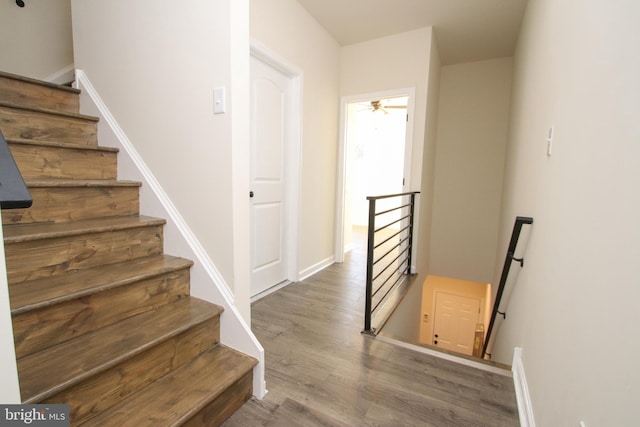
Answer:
[214,87,226,114]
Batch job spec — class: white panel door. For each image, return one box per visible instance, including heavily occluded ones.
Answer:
[433,292,480,356]
[250,56,290,296]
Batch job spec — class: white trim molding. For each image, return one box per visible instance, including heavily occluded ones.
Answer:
[44,64,75,85]
[512,347,536,427]
[299,255,335,281]
[0,210,21,403]
[73,70,266,399]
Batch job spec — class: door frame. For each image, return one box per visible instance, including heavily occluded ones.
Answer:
[334,88,417,262]
[250,40,302,289]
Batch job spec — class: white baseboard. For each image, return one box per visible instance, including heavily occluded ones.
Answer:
[512,347,536,427]
[44,64,75,85]
[377,335,513,377]
[299,256,335,281]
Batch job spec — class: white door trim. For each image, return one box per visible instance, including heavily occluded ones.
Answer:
[250,40,302,283]
[334,88,417,262]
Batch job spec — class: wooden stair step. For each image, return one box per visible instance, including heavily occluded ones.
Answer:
[3,179,142,225]
[0,70,80,114]
[7,137,118,180]
[3,215,166,284]
[34,299,223,424]
[10,254,194,359]
[18,297,223,404]
[10,254,193,314]
[82,344,257,427]
[0,101,98,146]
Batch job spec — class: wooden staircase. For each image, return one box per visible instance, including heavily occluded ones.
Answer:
[0,71,257,426]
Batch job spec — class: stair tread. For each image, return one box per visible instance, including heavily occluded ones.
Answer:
[84,344,257,427]
[0,70,80,94]
[6,137,119,152]
[25,179,142,188]
[18,297,223,403]
[0,100,99,122]
[3,215,166,244]
[10,254,194,315]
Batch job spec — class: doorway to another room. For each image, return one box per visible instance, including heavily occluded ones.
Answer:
[336,90,415,260]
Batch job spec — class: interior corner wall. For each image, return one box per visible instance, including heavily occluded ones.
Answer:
[492,1,640,425]
[383,31,441,342]
[70,0,240,295]
[428,57,512,284]
[250,0,341,273]
[0,0,73,80]
[415,31,441,285]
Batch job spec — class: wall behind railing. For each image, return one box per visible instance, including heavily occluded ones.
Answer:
[0,0,73,82]
[429,57,513,284]
[491,0,640,425]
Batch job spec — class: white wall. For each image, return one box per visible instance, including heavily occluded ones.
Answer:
[71,0,250,314]
[0,0,73,81]
[416,32,441,286]
[383,32,441,341]
[429,58,512,284]
[250,0,341,275]
[341,28,432,195]
[492,1,640,425]
[0,211,21,403]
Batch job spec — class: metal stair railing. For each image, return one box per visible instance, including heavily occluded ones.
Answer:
[482,216,534,358]
[363,191,419,335]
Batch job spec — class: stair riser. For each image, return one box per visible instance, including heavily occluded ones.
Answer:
[12,268,191,359]
[0,105,97,146]
[183,372,254,427]
[0,75,79,114]
[2,186,140,225]
[42,318,220,425]
[8,143,117,180]
[5,225,164,284]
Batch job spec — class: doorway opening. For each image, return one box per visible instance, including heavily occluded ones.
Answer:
[335,89,416,260]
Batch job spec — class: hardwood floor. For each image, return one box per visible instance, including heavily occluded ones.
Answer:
[223,232,520,426]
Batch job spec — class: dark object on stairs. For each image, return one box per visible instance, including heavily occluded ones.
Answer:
[0,130,32,209]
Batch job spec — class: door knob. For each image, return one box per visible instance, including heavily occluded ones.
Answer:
[249,191,254,198]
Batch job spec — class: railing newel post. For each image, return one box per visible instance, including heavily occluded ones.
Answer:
[363,197,376,334]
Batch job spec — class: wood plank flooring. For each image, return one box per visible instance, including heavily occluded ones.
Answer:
[223,232,520,426]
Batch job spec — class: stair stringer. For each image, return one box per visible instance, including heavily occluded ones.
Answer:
[74,69,266,399]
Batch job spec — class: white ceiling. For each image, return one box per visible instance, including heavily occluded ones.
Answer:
[296,0,528,65]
